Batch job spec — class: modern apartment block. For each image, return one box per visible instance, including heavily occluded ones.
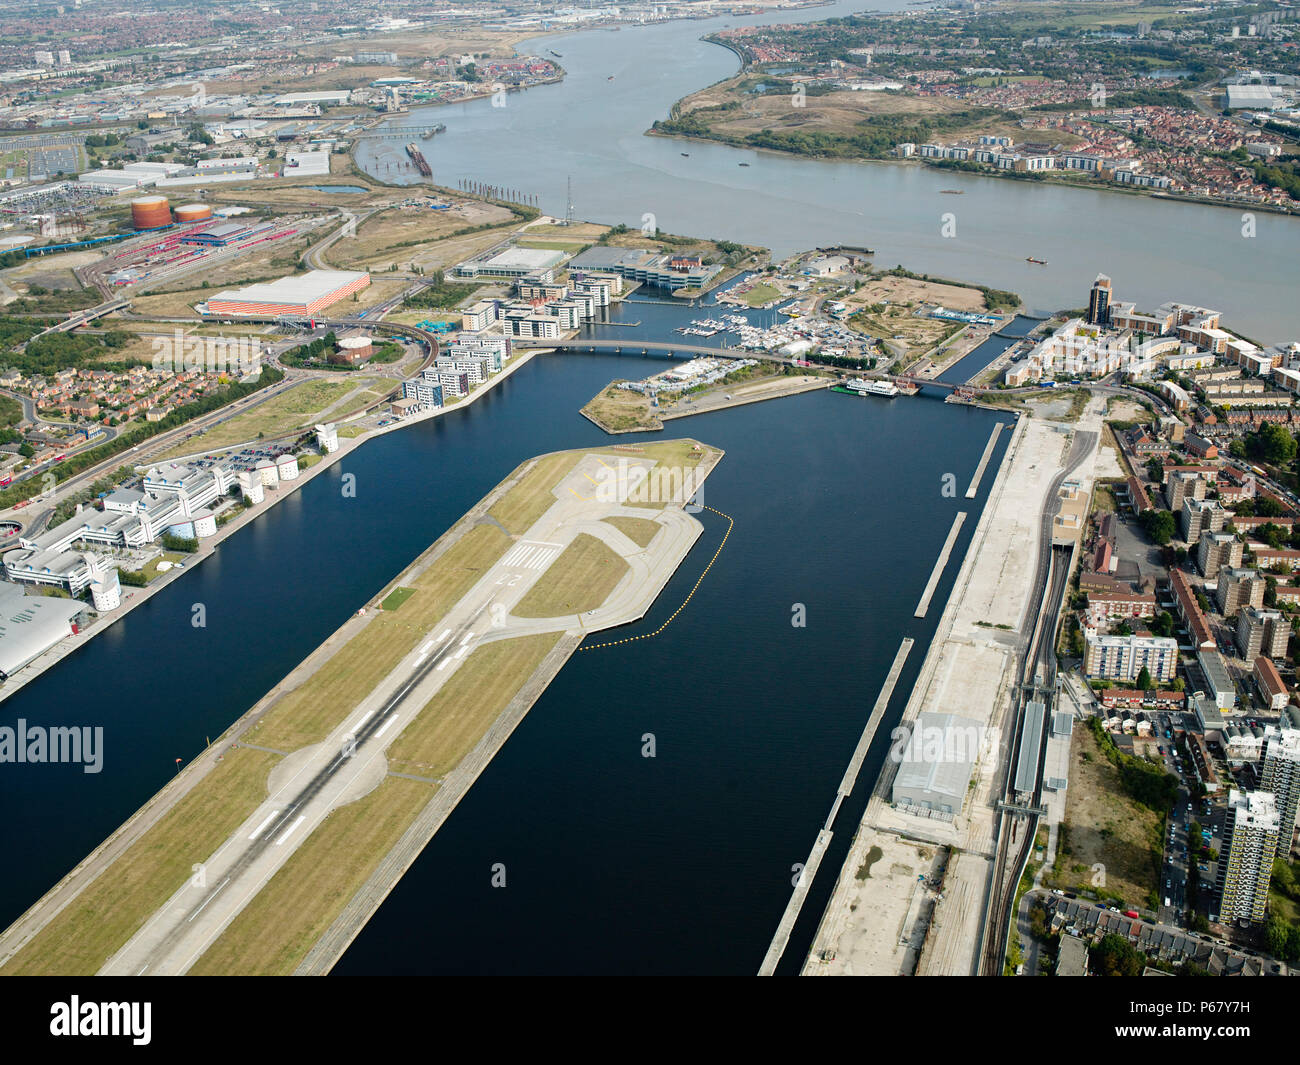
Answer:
[1217,789,1280,924]
[1198,529,1242,578]
[1260,724,1300,852]
[1181,497,1227,543]
[1236,605,1291,660]
[1166,471,1206,512]
[1082,628,1178,683]
[1217,567,1266,616]
[1087,273,1112,326]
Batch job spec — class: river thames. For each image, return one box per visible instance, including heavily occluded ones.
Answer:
[356,0,1300,341]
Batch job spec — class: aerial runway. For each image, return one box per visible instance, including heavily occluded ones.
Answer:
[97,450,719,975]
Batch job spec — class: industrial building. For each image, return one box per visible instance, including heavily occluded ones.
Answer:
[889,711,982,820]
[0,582,88,679]
[453,247,567,280]
[204,270,370,317]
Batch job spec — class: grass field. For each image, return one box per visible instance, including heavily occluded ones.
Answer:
[1042,724,1162,910]
[580,382,662,433]
[188,632,563,975]
[0,747,282,975]
[250,523,511,752]
[188,775,436,975]
[604,515,662,548]
[155,379,360,458]
[741,282,782,307]
[381,587,417,611]
[513,533,629,618]
[386,633,562,777]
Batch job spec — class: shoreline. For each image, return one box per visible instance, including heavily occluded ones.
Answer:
[0,347,545,707]
[580,372,830,434]
[0,438,725,974]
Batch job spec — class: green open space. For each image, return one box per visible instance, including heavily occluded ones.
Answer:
[604,515,662,548]
[513,533,629,618]
[380,586,417,611]
[1,747,282,975]
[155,379,359,459]
[740,282,782,307]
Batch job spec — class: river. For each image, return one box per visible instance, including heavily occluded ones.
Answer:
[354,0,1300,342]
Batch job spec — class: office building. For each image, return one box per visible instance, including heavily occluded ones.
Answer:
[1083,628,1178,683]
[1236,606,1291,660]
[1217,789,1280,924]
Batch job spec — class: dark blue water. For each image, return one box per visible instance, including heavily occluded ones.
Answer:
[0,349,1012,975]
[937,313,1039,386]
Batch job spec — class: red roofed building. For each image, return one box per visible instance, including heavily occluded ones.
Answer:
[1254,656,1289,710]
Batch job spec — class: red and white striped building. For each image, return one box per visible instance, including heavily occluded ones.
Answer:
[206,270,370,317]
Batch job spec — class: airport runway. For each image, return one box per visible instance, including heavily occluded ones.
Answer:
[100,453,705,974]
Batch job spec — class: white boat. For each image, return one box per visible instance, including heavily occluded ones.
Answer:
[846,378,899,397]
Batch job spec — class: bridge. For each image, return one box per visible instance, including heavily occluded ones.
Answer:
[25,297,132,344]
[513,338,787,363]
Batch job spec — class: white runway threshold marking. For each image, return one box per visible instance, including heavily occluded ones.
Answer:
[502,541,561,571]
[373,715,399,740]
[247,811,279,841]
[274,815,306,847]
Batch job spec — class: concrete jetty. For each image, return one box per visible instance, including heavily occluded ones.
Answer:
[914,512,967,618]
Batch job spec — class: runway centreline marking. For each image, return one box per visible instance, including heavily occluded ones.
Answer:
[580,504,733,652]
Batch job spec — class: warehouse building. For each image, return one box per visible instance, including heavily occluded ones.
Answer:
[890,711,983,820]
[0,582,87,678]
[204,270,370,317]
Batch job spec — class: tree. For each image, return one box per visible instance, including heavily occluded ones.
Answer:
[1091,933,1145,976]
[1138,508,1176,546]
[1137,666,1154,691]
[1247,422,1298,467]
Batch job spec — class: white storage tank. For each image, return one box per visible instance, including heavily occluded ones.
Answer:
[193,510,217,538]
[238,469,264,504]
[90,570,121,612]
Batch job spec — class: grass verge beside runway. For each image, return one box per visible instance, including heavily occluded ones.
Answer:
[386,633,562,777]
[513,533,628,618]
[1,748,282,976]
[604,515,661,547]
[250,524,511,752]
[189,776,435,976]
